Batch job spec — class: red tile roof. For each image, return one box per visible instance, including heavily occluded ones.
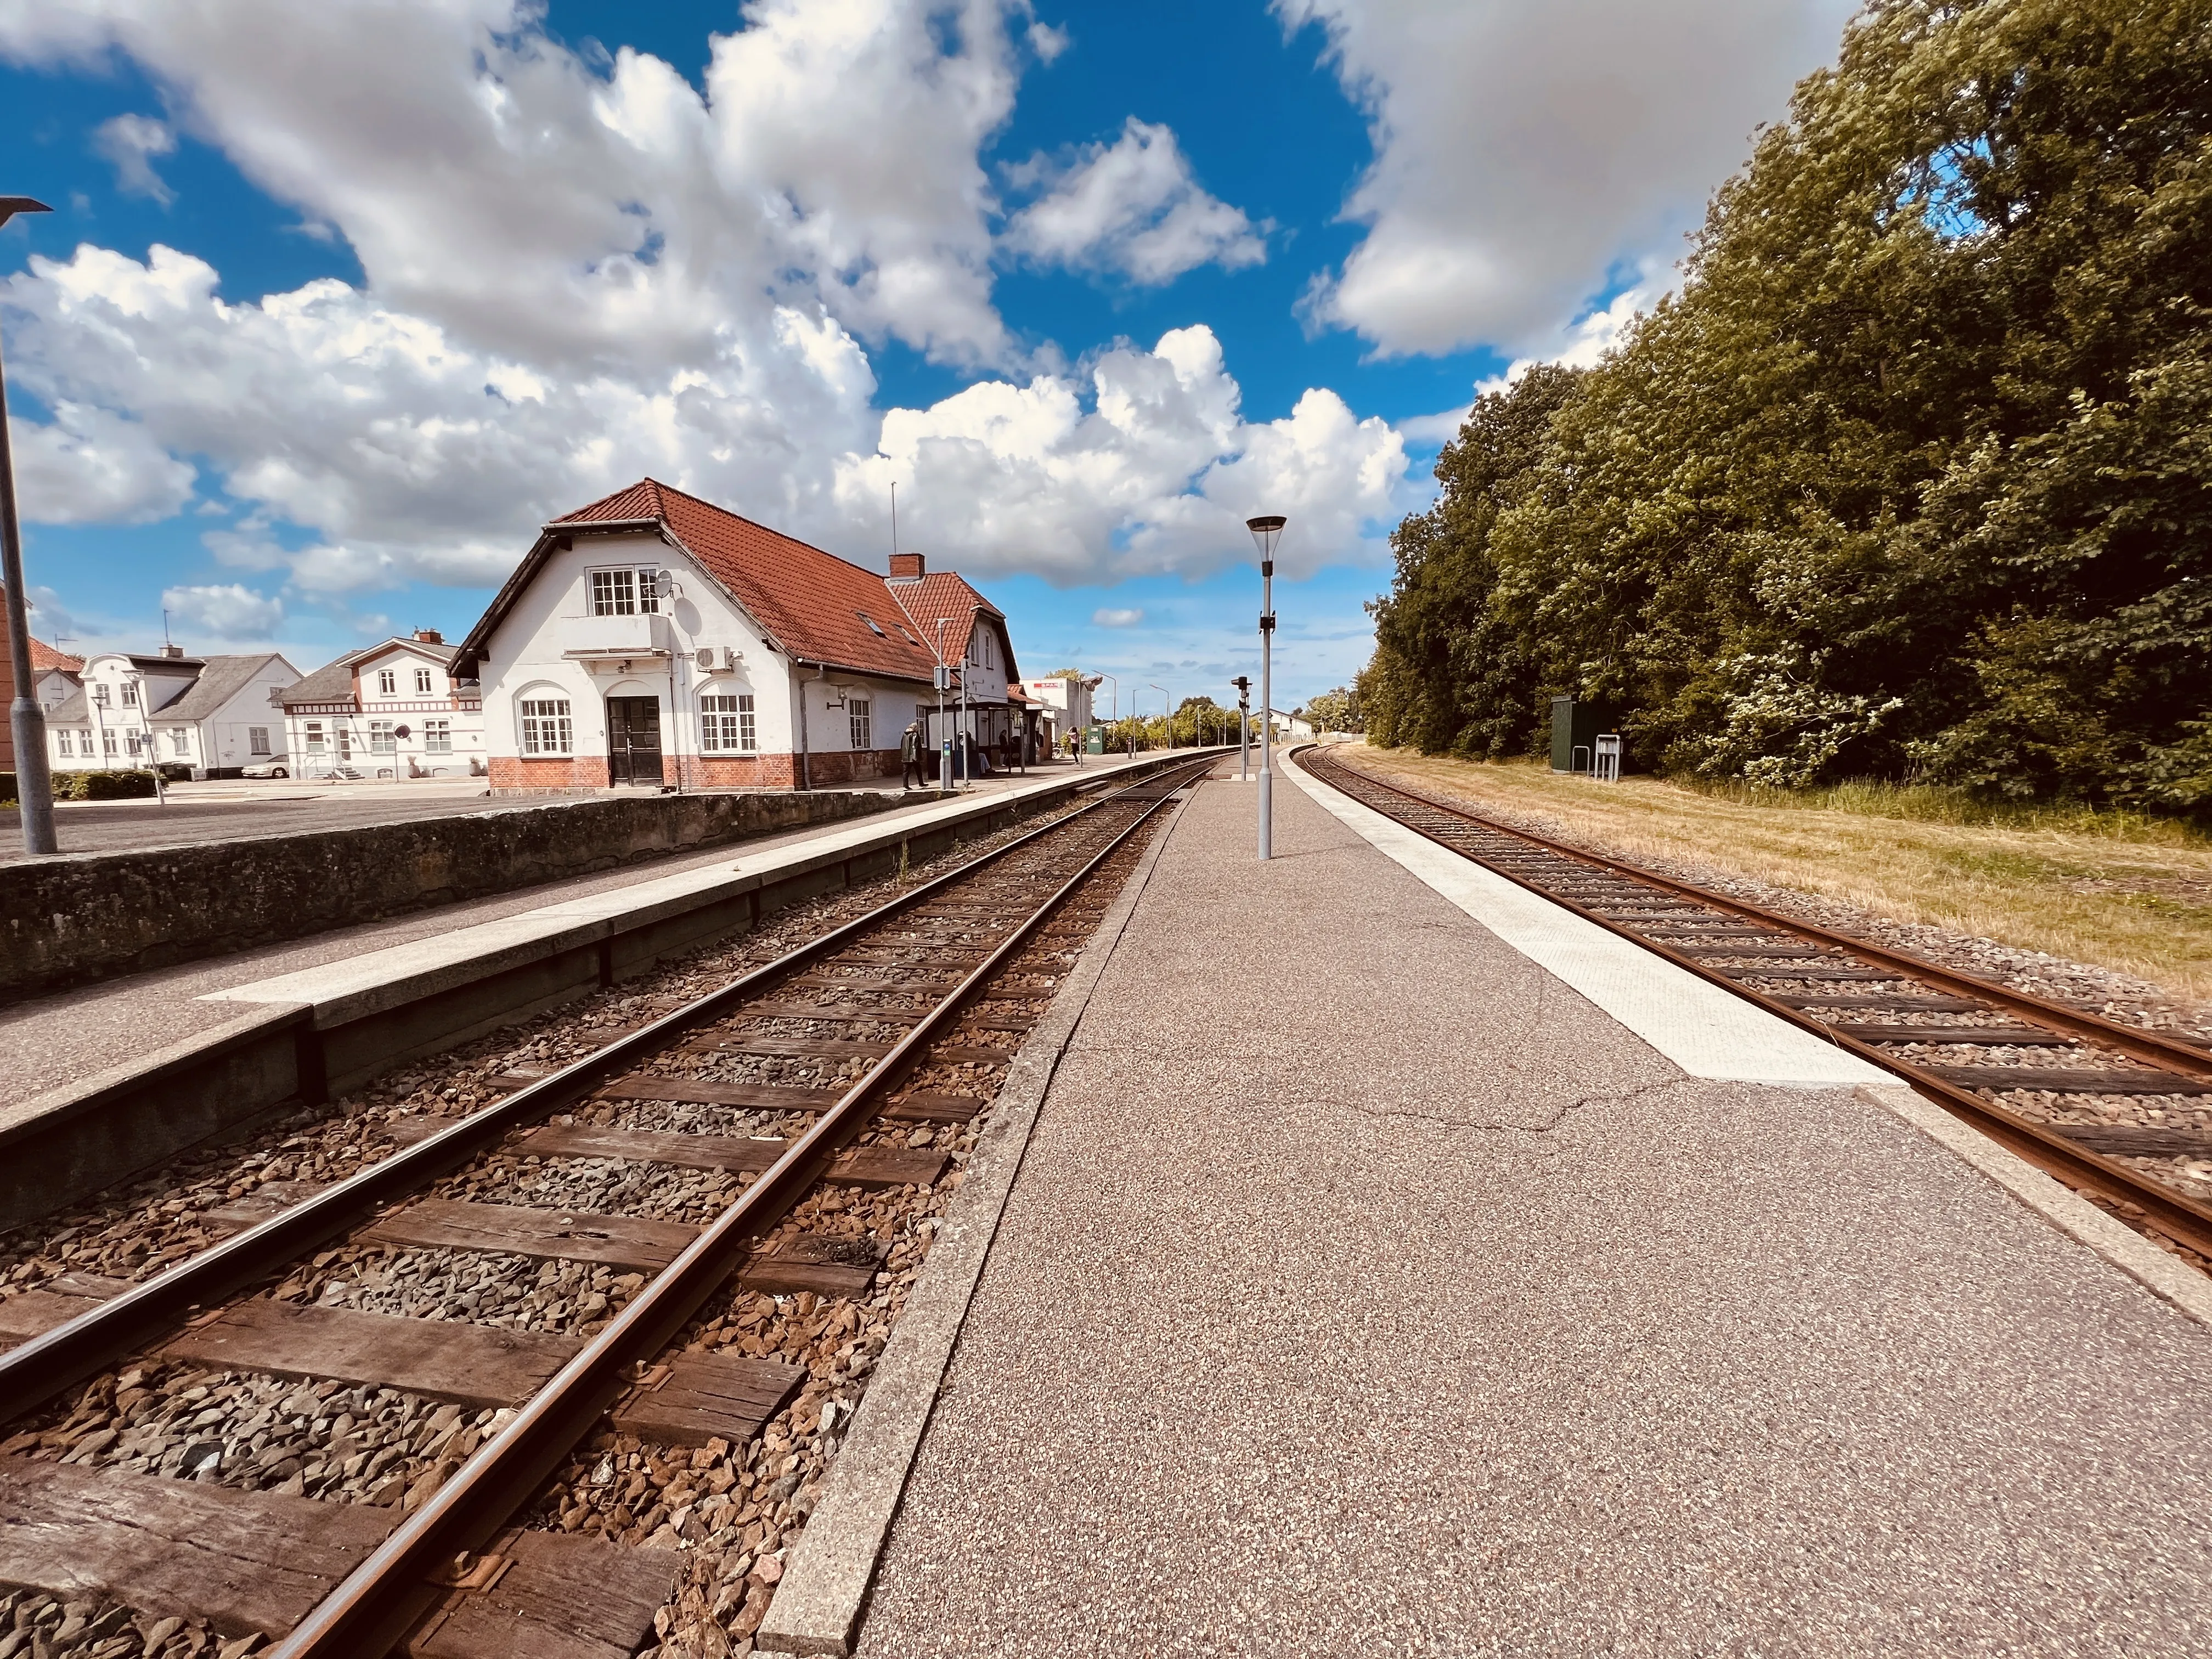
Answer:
[887,572,1021,692]
[0,586,83,674]
[29,636,81,674]
[552,480,944,682]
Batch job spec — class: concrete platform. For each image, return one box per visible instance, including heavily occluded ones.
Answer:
[842,761,2212,1657]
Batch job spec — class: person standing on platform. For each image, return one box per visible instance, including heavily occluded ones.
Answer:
[901,719,926,789]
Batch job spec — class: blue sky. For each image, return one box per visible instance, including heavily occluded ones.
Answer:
[0,0,1853,706]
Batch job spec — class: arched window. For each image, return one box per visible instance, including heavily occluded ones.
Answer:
[517,691,573,755]
[701,691,756,753]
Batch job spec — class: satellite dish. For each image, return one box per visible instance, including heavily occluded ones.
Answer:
[393,724,411,740]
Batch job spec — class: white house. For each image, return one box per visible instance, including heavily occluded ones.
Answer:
[279,631,486,778]
[1018,674,1097,749]
[46,647,300,777]
[454,479,1025,793]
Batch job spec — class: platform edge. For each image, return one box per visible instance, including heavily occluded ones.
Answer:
[1855,1082,2212,1329]
[754,774,1200,1656]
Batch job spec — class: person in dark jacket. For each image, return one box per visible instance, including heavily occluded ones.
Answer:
[901,720,926,788]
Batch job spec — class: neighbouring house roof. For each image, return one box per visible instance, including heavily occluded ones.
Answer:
[48,689,88,724]
[279,658,358,709]
[29,637,81,674]
[456,478,974,687]
[155,653,296,721]
[279,637,460,710]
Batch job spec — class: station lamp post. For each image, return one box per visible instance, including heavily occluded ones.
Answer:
[1147,684,1167,751]
[1246,515,1283,859]
[0,196,55,855]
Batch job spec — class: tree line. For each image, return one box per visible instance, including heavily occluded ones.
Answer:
[1360,0,2212,807]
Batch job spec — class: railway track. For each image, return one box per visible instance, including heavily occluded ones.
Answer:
[1297,745,2212,1266]
[0,756,1214,1659]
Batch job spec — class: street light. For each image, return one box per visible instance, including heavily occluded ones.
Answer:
[0,195,55,855]
[1246,515,1283,859]
[1147,684,1166,752]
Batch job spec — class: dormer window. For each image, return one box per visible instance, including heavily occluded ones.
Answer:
[857,612,887,638]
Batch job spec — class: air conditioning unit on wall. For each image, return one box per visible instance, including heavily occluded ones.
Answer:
[695,646,741,672]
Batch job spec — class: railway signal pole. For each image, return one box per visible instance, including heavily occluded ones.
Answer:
[1231,675,1251,781]
[1245,516,1284,859]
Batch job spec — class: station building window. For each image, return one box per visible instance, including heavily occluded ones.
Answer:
[369,721,396,755]
[701,692,755,753]
[377,669,397,695]
[520,696,574,755]
[849,699,871,751]
[424,719,452,753]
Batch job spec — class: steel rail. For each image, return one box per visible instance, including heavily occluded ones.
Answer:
[1297,746,2212,1260]
[0,752,1209,1426]
[269,756,1209,1658]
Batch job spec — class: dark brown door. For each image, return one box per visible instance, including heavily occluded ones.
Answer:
[607,695,663,786]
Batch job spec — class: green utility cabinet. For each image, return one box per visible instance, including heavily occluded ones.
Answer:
[1551,697,1609,773]
[1085,726,1106,754]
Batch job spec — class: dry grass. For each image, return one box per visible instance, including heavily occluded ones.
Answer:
[1341,747,2212,1005]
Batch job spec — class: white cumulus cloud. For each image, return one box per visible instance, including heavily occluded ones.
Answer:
[1279,0,1855,356]
[162,581,286,639]
[8,402,196,523]
[0,0,1411,611]
[838,325,1413,585]
[1003,118,1267,285]
[1092,607,1143,627]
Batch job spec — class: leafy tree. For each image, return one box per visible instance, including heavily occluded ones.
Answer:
[1365,0,2212,805]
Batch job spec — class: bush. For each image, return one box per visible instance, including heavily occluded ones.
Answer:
[53,770,159,801]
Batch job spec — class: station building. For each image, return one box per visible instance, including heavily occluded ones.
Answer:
[456,479,1025,793]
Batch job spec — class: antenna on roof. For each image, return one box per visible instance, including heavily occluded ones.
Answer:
[162,609,172,648]
[890,481,898,560]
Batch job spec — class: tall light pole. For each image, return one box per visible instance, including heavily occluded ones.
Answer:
[1,196,56,855]
[934,617,951,795]
[1147,684,1166,752]
[1246,516,1283,859]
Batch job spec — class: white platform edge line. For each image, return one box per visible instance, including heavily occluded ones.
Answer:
[1855,1083,2212,1330]
[1285,755,1886,1087]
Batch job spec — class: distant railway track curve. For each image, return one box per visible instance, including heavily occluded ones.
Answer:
[1297,744,2212,1267]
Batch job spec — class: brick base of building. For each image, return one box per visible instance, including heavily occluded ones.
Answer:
[489,748,900,794]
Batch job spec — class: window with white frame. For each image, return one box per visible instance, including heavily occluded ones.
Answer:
[520,697,573,755]
[102,729,117,756]
[304,721,325,754]
[168,729,191,756]
[414,667,435,693]
[849,698,871,751]
[377,669,397,695]
[424,719,452,753]
[54,731,72,757]
[249,727,272,756]
[92,684,110,707]
[700,693,755,753]
[125,731,144,757]
[369,720,396,754]
[588,568,662,616]
[121,681,139,707]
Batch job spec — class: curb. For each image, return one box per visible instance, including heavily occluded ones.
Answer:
[1855,1082,2212,1329]
[754,772,1200,1656]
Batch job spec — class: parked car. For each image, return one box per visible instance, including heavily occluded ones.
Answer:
[240,759,291,778]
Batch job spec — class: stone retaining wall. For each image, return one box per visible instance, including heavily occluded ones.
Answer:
[0,787,903,1002]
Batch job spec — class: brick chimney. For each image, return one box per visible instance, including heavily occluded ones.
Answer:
[414,628,444,644]
[888,552,925,582]
[159,644,185,658]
